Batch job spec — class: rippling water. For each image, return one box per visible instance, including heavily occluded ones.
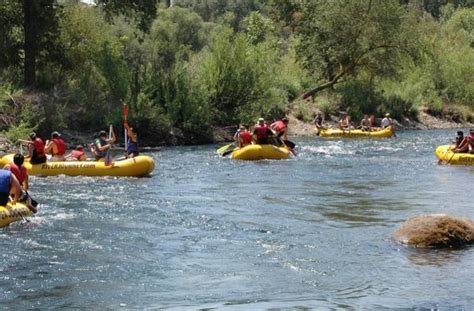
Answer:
[1,129,473,309]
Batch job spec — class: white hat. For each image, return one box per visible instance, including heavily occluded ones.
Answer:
[385,113,390,117]
[258,118,264,122]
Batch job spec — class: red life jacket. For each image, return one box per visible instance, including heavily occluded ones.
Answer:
[71,149,85,160]
[271,120,287,133]
[53,138,66,155]
[468,134,474,151]
[33,138,45,156]
[239,130,252,145]
[254,125,269,140]
[9,163,27,184]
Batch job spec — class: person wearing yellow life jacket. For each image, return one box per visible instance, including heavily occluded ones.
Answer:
[270,117,289,141]
[18,132,47,164]
[0,170,21,207]
[45,131,66,161]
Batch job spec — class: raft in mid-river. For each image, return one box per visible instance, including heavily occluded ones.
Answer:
[315,126,394,138]
[435,145,474,165]
[230,144,291,161]
[0,154,155,177]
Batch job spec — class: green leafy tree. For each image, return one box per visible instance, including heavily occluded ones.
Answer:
[296,0,419,99]
[245,11,275,44]
[22,0,61,86]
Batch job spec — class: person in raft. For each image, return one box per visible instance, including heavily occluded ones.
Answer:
[4,154,36,212]
[18,132,47,164]
[89,129,116,160]
[313,113,325,129]
[253,118,274,144]
[360,114,370,131]
[0,169,21,207]
[124,119,139,158]
[368,114,377,130]
[381,113,393,129]
[454,128,474,154]
[270,117,289,141]
[338,113,353,131]
[234,125,252,148]
[45,131,66,161]
[453,131,464,149]
[65,145,88,161]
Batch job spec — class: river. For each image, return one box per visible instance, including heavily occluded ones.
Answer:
[1,129,473,309]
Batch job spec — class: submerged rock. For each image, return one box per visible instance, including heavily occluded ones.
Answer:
[392,214,474,248]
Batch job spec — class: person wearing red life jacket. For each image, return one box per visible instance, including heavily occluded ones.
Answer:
[45,131,66,161]
[233,125,252,148]
[253,118,274,145]
[455,128,474,154]
[3,153,37,213]
[65,145,88,161]
[18,132,47,164]
[270,117,289,141]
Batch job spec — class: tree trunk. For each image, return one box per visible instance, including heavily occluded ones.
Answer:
[23,0,36,86]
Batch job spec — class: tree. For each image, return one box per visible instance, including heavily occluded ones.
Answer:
[0,2,22,73]
[22,0,60,86]
[296,0,419,99]
[95,0,171,31]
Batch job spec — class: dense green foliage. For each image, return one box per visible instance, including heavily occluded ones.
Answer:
[0,0,473,144]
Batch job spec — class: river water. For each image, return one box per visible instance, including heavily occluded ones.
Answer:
[1,129,473,309]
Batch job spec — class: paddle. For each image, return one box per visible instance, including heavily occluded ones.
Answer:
[283,139,296,149]
[26,191,38,209]
[222,145,237,157]
[105,124,113,166]
[123,104,129,155]
[217,143,234,155]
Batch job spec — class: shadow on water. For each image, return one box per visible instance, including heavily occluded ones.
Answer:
[400,246,472,266]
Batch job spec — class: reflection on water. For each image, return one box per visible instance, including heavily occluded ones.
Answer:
[404,247,469,266]
[1,129,474,309]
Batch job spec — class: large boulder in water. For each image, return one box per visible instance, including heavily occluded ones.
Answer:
[392,214,474,248]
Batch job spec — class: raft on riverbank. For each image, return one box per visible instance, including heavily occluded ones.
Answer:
[315,126,394,138]
[0,154,155,177]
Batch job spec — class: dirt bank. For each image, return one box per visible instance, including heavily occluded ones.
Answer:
[287,111,474,137]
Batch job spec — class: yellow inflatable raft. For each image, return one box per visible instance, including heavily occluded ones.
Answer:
[231,144,290,160]
[0,154,155,177]
[315,126,394,138]
[435,145,474,165]
[0,202,33,228]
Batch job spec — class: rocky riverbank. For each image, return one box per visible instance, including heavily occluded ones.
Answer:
[1,112,473,157]
[287,111,474,137]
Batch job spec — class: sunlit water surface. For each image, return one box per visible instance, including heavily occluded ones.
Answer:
[1,129,473,309]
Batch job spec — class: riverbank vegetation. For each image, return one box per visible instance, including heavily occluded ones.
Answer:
[1,0,473,145]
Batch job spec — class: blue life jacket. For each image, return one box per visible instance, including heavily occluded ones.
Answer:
[0,170,11,194]
[127,138,139,154]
